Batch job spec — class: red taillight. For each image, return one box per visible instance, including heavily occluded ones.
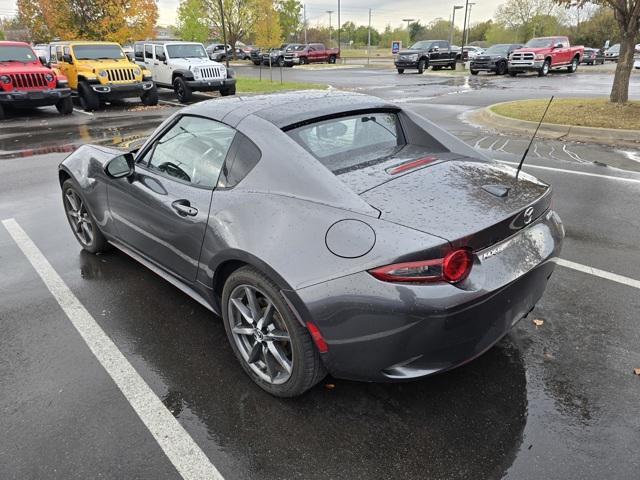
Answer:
[307,322,328,353]
[442,249,473,283]
[369,248,473,284]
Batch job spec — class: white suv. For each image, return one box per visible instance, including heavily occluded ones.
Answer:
[134,41,236,102]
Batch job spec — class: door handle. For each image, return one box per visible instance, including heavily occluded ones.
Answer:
[171,200,198,217]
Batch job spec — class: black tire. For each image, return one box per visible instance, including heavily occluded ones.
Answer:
[538,59,550,77]
[470,69,479,75]
[253,60,261,66]
[78,81,100,111]
[568,56,579,73]
[56,96,73,115]
[397,68,404,74]
[221,266,326,397]
[277,56,285,67]
[496,61,507,75]
[299,56,308,65]
[328,55,336,64]
[173,76,192,103]
[220,84,236,96]
[417,59,426,74]
[62,179,109,254]
[508,70,518,77]
[449,62,456,69]
[141,85,159,106]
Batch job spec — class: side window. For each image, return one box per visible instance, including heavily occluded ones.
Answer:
[134,44,144,60]
[63,47,70,61]
[439,41,448,50]
[155,46,165,60]
[145,44,153,59]
[218,133,261,188]
[145,116,236,188]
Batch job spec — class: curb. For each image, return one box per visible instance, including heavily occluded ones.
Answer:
[470,102,640,147]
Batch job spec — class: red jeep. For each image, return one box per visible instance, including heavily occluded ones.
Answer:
[508,36,584,77]
[0,41,72,119]
[284,43,340,66]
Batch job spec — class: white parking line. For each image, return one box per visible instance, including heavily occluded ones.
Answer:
[1,218,224,480]
[557,258,640,290]
[497,160,640,184]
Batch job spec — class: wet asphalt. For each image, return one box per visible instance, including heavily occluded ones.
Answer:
[1,65,639,479]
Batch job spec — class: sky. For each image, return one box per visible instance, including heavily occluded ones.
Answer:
[0,0,504,30]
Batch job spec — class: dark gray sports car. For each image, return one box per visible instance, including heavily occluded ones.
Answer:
[58,91,564,397]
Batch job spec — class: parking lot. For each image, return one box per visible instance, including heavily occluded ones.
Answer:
[1,64,639,479]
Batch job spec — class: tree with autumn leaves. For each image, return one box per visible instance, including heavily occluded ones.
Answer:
[16,0,157,44]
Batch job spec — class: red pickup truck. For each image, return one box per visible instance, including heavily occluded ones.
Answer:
[508,36,584,77]
[0,41,72,119]
[284,43,340,66]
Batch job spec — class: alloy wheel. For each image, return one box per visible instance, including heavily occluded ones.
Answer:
[64,188,94,246]
[228,284,293,385]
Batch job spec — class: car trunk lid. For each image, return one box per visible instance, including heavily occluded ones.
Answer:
[339,156,551,250]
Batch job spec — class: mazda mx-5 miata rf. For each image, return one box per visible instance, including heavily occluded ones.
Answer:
[59,91,564,397]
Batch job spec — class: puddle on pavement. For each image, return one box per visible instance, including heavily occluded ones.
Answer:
[0,115,165,160]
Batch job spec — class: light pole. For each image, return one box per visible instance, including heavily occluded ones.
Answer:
[465,3,476,46]
[450,5,463,45]
[327,10,334,44]
[402,18,415,43]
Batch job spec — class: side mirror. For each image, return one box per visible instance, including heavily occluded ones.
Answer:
[554,43,563,49]
[38,55,48,66]
[62,54,73,64]
[105,153,135,179]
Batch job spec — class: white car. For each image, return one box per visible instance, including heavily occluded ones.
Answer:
[463,46,485,59]
[134,41,236,102]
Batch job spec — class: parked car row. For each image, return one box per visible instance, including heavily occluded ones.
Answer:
[245,43,340,67]
[0,39,236,118]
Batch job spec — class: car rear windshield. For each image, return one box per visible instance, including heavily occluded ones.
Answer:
[287,112,405,173]
[0,45,36,62]
[73,45,125,60]
[167,44,207,58]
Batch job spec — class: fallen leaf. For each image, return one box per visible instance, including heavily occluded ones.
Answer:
[324,383,336,390]
[533,319,544,327]
[634,368,640,376]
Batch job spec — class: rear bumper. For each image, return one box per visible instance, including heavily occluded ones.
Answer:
[0,87,71,106]
[291,210,564,382]
[88,81,154,99]
[185,78,235,91]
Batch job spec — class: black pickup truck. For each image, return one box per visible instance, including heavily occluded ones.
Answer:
[395,40,461,74]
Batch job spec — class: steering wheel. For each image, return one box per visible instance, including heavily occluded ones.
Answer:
[157,162,191,182]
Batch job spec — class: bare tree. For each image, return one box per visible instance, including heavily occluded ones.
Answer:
[557,0,640,103]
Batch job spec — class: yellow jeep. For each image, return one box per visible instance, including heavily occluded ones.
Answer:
[49,41,157,111]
